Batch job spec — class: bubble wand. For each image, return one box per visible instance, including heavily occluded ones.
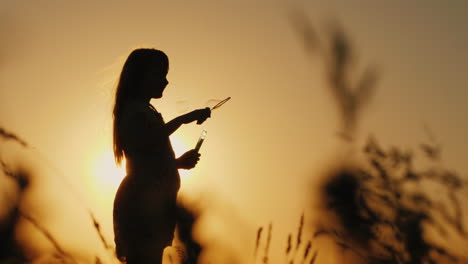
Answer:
[210,97,231,111]
[195,97,231,152]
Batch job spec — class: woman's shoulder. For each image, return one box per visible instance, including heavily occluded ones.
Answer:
[125,101,151,113]
[121,101,163,125]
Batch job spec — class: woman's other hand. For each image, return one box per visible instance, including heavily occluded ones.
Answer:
[176,149,201,169]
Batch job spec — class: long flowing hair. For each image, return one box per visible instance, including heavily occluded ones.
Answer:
[113,48,169,165]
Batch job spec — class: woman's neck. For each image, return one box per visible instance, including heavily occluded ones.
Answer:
[132,96,151,105]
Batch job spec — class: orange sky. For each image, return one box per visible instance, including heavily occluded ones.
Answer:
[1,0,468,262]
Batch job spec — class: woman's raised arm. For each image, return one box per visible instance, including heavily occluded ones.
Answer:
[164,108,211,135]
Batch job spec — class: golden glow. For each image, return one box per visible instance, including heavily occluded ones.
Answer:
[170,135,194,184]
[88,135,194,199]
[85,135,195,211]
[92,150,126,191]
[86,147,126,210]
[5,3,468,262]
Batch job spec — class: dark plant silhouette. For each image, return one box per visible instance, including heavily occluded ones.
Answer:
[290,9,468,264]
[0,127,117,263]
[253,216,318,264]
[262,223,272,264]
[19,212,79,264]
[0,165,27,263]
[315,138,468,264]
[0,129,78,263]
[290,11,468,264]
[0,128,29,147]
[290,11,378,141]
[254,226,264,260]
[176,201,203,264]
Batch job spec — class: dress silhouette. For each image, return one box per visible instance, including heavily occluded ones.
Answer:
[112,49,210,264]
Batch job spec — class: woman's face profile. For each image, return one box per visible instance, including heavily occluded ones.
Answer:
[143,66,169,99]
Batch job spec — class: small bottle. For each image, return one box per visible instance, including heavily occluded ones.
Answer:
[195,130,207,152]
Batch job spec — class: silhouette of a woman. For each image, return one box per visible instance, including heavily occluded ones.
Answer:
[112,49,210,264]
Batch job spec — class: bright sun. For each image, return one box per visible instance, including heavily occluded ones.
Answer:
[89,135,193,198]
[92,151,126,191]
[169,135,193,183]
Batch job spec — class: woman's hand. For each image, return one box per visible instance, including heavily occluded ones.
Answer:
[176,149,201,170]
[183,108,211,125]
